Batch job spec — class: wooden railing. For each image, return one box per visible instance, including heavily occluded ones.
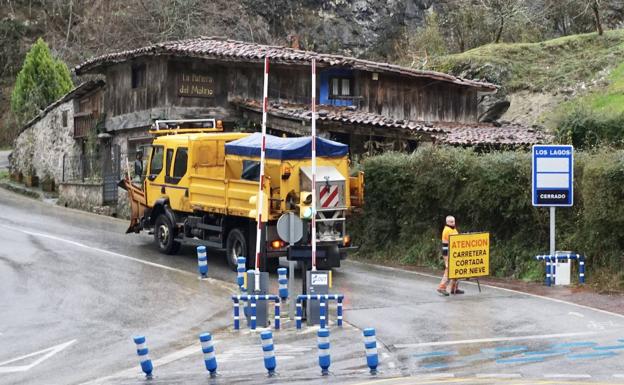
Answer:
[74,112,96,138]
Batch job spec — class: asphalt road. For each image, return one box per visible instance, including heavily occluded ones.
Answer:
[1,189,623,384]
[0,150,10,170]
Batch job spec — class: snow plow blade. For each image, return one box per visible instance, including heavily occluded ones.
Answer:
[118,178,147,234]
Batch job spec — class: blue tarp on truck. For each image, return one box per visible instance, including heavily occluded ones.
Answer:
[225,133,348,160]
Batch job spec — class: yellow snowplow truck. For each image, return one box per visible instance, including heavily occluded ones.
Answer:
[120,119,364,271]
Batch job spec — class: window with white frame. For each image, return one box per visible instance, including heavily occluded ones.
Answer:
[329,77,353,99]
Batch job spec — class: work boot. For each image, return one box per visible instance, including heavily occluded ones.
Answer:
[436,288,449,296]
[451,288,464,295]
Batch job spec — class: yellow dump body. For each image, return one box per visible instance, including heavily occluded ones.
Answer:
[143,132,363,222]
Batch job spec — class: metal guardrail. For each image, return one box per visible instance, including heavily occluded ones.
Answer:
[231,295,281,330]
[535,253,586,286]
[296,294,344,329]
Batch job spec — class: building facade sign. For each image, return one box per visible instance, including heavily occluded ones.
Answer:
[178,72,215,98]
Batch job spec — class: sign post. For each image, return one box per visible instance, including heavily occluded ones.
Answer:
[532,145,574,256]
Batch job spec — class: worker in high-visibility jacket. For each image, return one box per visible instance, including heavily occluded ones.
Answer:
[437,215,464,296]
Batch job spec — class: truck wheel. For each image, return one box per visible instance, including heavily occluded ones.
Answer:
[226,228,247,272]
[155,214,180,255]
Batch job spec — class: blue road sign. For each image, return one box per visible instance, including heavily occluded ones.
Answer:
[532,145,574,207]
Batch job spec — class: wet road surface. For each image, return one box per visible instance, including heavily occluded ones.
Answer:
[0,150,9,170]
[0,189,623,384]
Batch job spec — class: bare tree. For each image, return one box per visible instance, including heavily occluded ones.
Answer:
[480,0,528,43]
[591,0,604,35]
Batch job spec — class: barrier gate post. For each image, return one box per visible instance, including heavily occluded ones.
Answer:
[246,270,269,328]
[306,270,330,326]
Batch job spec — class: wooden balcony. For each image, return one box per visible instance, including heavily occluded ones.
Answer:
[74,112,96,138]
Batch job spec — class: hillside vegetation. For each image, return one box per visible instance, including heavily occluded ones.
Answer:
[430,30,624,92]
[2,0,623,146]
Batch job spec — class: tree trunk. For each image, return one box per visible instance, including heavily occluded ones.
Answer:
[495,17,504,43]
[455,27,465,52]
[592,0,603,35]
[65,0,73,48]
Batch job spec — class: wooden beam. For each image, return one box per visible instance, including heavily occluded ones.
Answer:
[106,106,235,131]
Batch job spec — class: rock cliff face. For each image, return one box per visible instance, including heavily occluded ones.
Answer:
[242,0,435,58]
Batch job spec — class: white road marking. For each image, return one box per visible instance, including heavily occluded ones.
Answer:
[218,345,312,360]
[82,340,312,384]
[587,320,622,330]
[349,260,624,320]
[0,339,77,373]
[476,373,521,378]
[151,344,200,366]
[419,373,455,379]
[393,331,598,349]
[218,354,296,362]
[0,223,192,276]
[569,312,585,318]
[544,374,591,379]
[0,223,235,294]
[81,343,202,384]
[588,321,605,330]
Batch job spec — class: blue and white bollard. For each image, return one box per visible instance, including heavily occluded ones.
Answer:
[579,256,586,284]
[250,296,257,330]
[260,330,276,376]
[319,296,327,328]
[550,256,556,286]
[337,298,343,327]
[199,332,217,377]
[274,299,281,330]
[233,298,240,330]
[133,335,153,378]
[545,257,552,286]
[197,246,208,279]
[317,328,331,375]
[296,301,303,329]
[278,267,288,299]
[237,257,246,290]
[363,328,379,375]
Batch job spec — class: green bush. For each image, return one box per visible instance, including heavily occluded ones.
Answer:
[555,107,624,148]
[350,146,624,291]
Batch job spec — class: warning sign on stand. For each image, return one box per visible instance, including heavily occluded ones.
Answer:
[449,232,490,279]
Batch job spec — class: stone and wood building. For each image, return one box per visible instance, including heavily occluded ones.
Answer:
[11,37,548,216]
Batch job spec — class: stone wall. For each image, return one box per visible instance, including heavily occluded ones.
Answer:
[11,100,80,184]
[58,181,104,212]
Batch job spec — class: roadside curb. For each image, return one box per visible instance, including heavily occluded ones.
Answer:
[0,181,129,225]
[0,181,43,200]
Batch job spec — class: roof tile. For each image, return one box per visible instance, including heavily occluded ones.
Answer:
[232,98,550,147]
[75,37,497,92]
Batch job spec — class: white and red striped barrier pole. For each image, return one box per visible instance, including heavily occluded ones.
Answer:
[311,58,318,271]
[253,56,270,290]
